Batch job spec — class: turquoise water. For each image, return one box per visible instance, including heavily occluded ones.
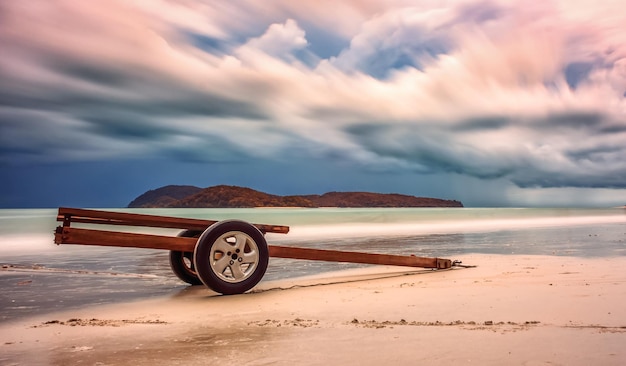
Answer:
[1,207,625,322]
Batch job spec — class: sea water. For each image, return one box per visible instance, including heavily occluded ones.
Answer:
[1,208,625,322]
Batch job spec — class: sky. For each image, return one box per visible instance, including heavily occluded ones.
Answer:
[1,0,626,208]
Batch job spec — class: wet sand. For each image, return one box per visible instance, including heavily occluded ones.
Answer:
[1,254,625,365]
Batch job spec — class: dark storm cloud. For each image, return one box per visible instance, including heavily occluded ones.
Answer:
[344,122,517,179]
[452,117,511,132]
[344,110,626,189]
[9,56,269,120]
[535,113,626,135]
[52,61,133,89]
[82,114,176,140]
[163,136,252,163]
[545,112,604,130]
[566,145,624,163]
[512,169,626,189]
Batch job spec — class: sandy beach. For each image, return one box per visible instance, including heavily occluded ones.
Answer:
[2,254,625,365]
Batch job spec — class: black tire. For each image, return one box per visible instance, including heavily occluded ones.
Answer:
[194,220,269,295]
[169,230,203,286]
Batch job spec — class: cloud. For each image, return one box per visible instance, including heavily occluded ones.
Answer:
[1,0,625,194]
[243,19,307,57]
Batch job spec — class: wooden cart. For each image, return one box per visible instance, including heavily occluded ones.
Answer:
[54,207,453,295]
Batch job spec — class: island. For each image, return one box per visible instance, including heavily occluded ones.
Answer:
[128,185,463,208]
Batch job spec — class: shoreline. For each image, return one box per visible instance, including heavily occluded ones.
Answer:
[2,254,625,365]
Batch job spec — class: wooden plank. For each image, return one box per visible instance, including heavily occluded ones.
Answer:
[57,207,289,234]
[56,214,218,230]
[55,227,196,252]
[269,245,452,269]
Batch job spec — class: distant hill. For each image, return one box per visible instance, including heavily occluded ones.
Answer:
[128,185,463,208]
[128,185,203,208]
[302,191,463,208]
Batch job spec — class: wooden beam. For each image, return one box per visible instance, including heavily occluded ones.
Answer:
[55,227,196,252]
[57,207,289,234]
[54,227,451,269]
[269,245,451,269]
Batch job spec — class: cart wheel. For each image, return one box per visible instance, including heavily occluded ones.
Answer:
[169,230,203,286]
[194,220,269,295]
